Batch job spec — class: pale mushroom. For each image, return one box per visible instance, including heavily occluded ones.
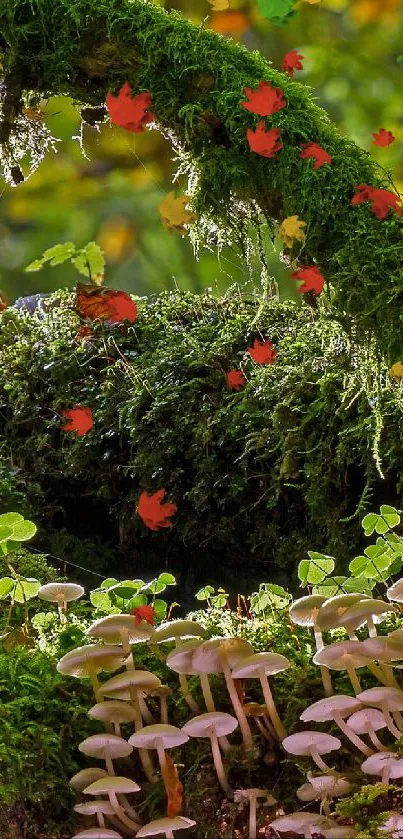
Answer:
[386,578,403,603]
[86,614,153,661]
[150,620,207,714]
[340,599,397,639]
[88,700,137,737]
[282,731,341,773]
[234,789,275,839]
[183,711,238,798]
[70,768,109,791]
[360,636,401,689]
[289,595,332,695]
[380,814,403,836]
[57,644,127,701]
[357,686,403,739]
[74,800,116,829]
[148,685,172,724]
[136,816,196,839]
[79,733,133,775]
[360,751,403,784]
[296,774,351,816]
[313,640,374,695]
[128,723,188,801]
[347,707,390,752]
[269,812,334,839]
[316,594,371,631]
[84,776,141,833]
[72,830,122,839]
[300,695,373,756]
[231,652,290,740]
[38,582,84,619]
[99,670,162,783]
[191,637,255,751]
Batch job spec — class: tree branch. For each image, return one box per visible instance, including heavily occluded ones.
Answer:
[0,0,402,356]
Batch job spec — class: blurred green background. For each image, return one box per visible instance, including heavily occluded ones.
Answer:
[0,0,401,303]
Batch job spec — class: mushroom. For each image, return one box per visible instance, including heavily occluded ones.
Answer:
[313,640,374,695]
[360,751,403,784]
[357,686,403,739]
[136,816,196,839]
[150,620,207,714]
[347,707,390,752]
[269,812,335,839]
[148,684,172,724]
[128,723,189,801]
[88,700,137,737]
[74,800,116,828]
[289,595,332,695]
[362,634,403,689]
[296,774,351,816]
[99,670,162,783]
[282,731,341,773]
[72,830,122,839]
[244,702,277,744]
[191,637,255,751]
[38,581,84,619]
[234,789,275,839]
[340,599,397,640]
[182,711,238,798]
[380,814,403,836]
[316,594,371,631]
[57,644,127,702]
[300,695,373,756]
[231,652,290,740]
[86,614,153,661]
[386,578,403,604]
[78,733,133,775]
[70,768,110,791]
[84,776,142,832]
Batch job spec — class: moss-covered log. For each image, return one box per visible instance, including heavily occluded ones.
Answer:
[1,290,402,595]
[0,0,403,355]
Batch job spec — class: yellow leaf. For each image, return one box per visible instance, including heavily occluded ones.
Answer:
[389,362,403,380]
[209,0,230,9]
[350,0,399,23]
[159,191,197,235]
[279,215,306,248]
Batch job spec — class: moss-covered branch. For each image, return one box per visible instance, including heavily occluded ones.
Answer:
[0,0,403,355]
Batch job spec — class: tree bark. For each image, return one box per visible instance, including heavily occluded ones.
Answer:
[0,0,402,356]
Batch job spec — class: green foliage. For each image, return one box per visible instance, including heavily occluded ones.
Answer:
[335,783,396,839]
[26,241,105,280]
[89,571,176,621]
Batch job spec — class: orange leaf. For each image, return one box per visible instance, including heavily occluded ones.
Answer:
[209,10,249,34]
[291,266,325,295]
[161,754,183,818]
[76,285,138,323]
[247,338,277,364]
[62,406,93,436]
[226,369,246,391]
[247,123,282,158]
[137,489,177,531]
[372,128,395,147]
[241,81,287,116]
[300,142,332,170]
[106,82,155,132]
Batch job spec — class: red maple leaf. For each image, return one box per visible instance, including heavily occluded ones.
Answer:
[61,406,93,436]
[281,50,304,76]
[291,266,325,295]
[226,369,246,391]
[247,339,277,364]
[241,81,287,116]
[300,142,332,170]
[351,184,402,220]
[247,123,282,158]
[131,604,156,626]
[76,287,138,324]
[137,489,177,531]
[106,82,155,132]
[372,128,395,147]
[73,325,92,343]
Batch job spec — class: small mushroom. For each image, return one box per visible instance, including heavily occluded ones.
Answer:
[386,578,403,604]
[289,595,332,695]
[316,594,371,631]
[234,789,275,839]
[78,733,133,775]
[72,829,122,839]
[86,614,153,661]
[300,695,373,756]
[57,644,127,701]
[313,640,374,695]
[296,774,351,816]
[88,700,137,737]
[182,711,238,798]
[39,582,84,619]
[357,686,403,739]
[69,768,109,791]
[282,731,341,773]
[128,724,189,800]
[232,652,290,740]
[84,776,141,833]
[347,707,390,751]
[74,800,116,829]
[269,812,334,839]
[380,814,403,836]
[136,816,196,839]
[361,751,403,784]
[150,620,207,714]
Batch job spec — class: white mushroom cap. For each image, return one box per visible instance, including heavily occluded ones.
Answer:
[361,752,403,778]
[300,695,363,722]
[313,640,374,670]
[231,652,290,679]
[234,788,274,803]
[128,724,189,749]
[386,579,403,603]
[99,670,161,698]
[149,620,207,643]
[321,827,357,839]
[86,614,153,644]
[57,645,126,678]
[296,782,318,802]
[182,711,238,738]
[380,814,403,834]
[308,775,351,796]
[191,637,254,673]
[69,768,109,790]
[269,812,332,834]
[339,599,397,631]
[166,639,204,674]
[72,830,122,839]
[282,731,341,756]
[78,733,133,760]
[74,801,116,816]
[347,708,387,733]
[39,582,84,603]
[88,700,138,724]
[316,594,371,630]
[136,817,196,836]
[361,636,403,662]
[289,595,328,627]
[84,776,141,795]
[357,687,403,710]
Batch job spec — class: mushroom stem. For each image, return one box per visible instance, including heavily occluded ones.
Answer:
[382,706,403,739]
[345,662,361,695]
[381,766,391,784]
[367,724,387,752]
[119,628,132,660]
[258,667,287,741]
[321,799,331,817]
[160,694,168,725]
[97,813,105,828]
[313,624,333,697]
[58,602,67,623]
[118,794,141,823]
[139,695,155,724]
[333,712,373,756]
[255,718,274,743]
[310,745,333,773]
[156,738,169,797]
[129,685,158,784]
[248,793,259,839]
[105,750,115,775]
[391,710,403,731]
[174,638,200,714]
[89,669,102,703]
[367,661,398,687]
[221,658,254,753]
[209,725,234,799]
[199,673,231,753]
[109,790,141,832]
